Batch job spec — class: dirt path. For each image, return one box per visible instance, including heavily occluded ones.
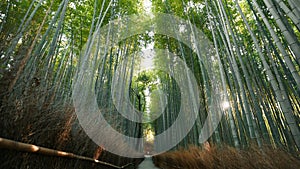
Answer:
[138,156,160,169]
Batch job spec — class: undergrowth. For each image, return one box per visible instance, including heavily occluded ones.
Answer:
[153,145,300,169]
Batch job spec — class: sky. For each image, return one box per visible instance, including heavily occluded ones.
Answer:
[140,0,155,70]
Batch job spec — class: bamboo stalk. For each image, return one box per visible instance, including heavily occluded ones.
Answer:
[0,137,133,169]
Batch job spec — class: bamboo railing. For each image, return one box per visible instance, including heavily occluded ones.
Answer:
[0,137,134,169]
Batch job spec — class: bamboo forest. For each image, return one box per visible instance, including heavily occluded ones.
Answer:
[1,0,300,168]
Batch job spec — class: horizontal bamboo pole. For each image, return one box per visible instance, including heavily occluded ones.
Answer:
[0,137,133,169]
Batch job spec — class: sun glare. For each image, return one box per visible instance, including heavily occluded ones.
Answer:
[222,101,230,110]
[145,129,155,142]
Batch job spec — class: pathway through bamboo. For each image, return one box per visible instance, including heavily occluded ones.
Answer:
[138,156,160,169]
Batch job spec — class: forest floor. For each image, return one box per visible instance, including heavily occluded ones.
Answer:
[152,145,300,169]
